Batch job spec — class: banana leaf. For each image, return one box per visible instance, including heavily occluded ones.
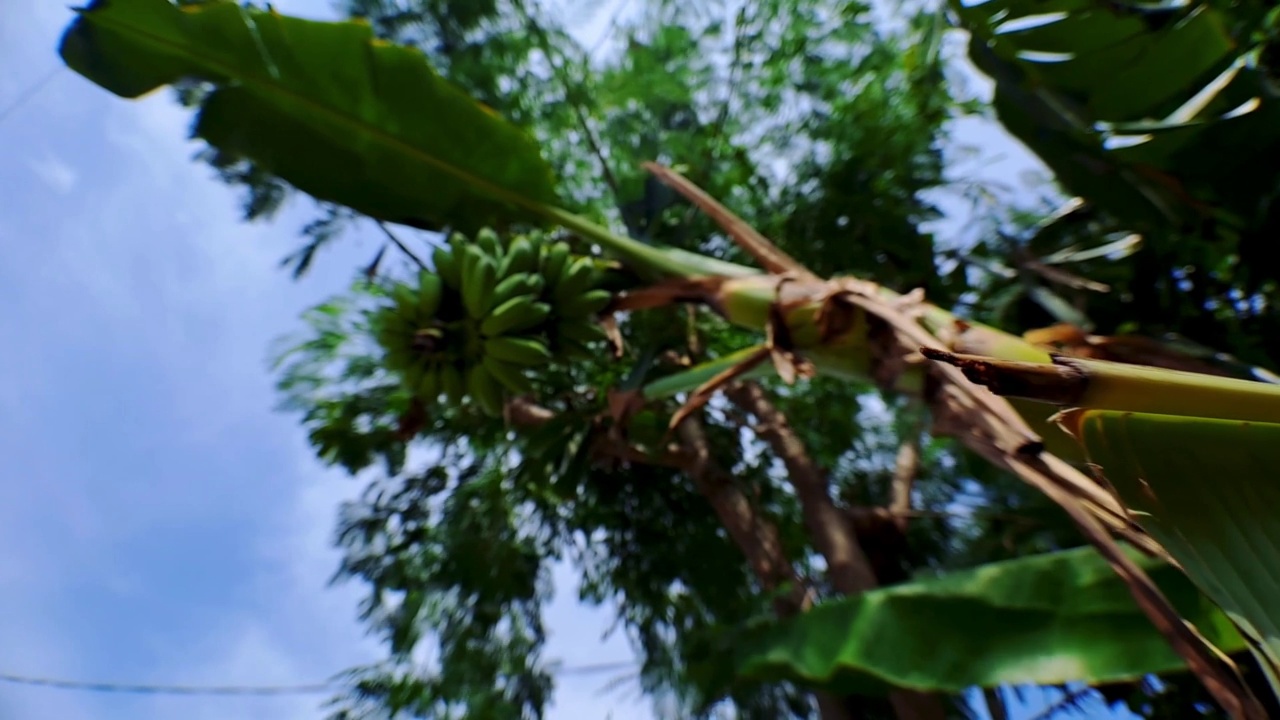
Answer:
[953,0,1280,229]
[58,0,758,280]
[1066,409,1280,689]
[696,545,1244,699]
[926,353,1280,696]
[60,0,559,233]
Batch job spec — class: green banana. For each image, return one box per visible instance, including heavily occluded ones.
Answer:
[431,244,462,290]
[480,297,553,337]
[490,273,544,308]
[417,271,444,318]
[439,363,466,404]
[498,237,537,278]
[541,242,572,289]
[416,365,441,401]
[522,231,546,256]
[461,244,498,318]
[375,327,400,352]
[392,284,420,320]
[552,256,600,305]
[555,288,612,317]
[482,355,535,394]
[484,336,554,366]
[475,228,504,260]
[375,315,409,346]
[467,364,505,417]
[401,362,426,394]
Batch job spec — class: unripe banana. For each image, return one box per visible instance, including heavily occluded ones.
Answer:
[498,237,537,279]
[375,314,408,343]
[416,365,441,402]
[392,284,420,321]
[480,297,553,337]
[417,271,444,318]
[466,364,505,417]
[476,228,504,260]
[552,257,599,305]
[522,231,546,255]
[484,336,554,366]
[461,244,498,318]
[541,242,572,289]
[555,288,612,318]
[490,273,544,308]
[431,244,463,290]
[482,355,535,394]
[401,362,426,395]
[439,363,466,404]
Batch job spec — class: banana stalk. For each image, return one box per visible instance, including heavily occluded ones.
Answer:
[927,353,1280,425]
[536,205,760,281]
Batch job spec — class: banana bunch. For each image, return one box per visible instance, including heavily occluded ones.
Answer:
[372,228,613,418]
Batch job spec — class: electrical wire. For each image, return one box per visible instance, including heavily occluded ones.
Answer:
[0,660,638,697]
[0,66,63,129]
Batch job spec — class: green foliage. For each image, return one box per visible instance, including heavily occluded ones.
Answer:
[331,460,554,719]
[272,282,412,476]
[954,0,1280,367]
[695,545,1244,700]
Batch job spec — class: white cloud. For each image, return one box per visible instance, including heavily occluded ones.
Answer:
[29,153,78,194]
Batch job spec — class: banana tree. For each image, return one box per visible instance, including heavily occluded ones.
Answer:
[57,0,1280,716]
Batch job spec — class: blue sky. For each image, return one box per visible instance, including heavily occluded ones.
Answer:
[0,1,1139,719]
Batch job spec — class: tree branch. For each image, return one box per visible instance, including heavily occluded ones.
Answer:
[376,221,429,270]
[674,415,808,617]
[891,408,924,534]
[726,381,877,593]
[505,397,806,612]
[725,380,947,720]
[507,395,851,717]
[675,413,855,720]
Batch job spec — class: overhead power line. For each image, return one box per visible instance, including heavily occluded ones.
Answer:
[0,66,63,129]
[0,672,336,696]
[0,660,637,697]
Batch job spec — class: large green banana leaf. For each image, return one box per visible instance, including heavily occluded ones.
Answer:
[60,0,558,233]
[696,545,1243,699]
[1071,410,1280,688]
[924,354,1280,696]
[953,0,1280,229]
[59,0,757,279]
